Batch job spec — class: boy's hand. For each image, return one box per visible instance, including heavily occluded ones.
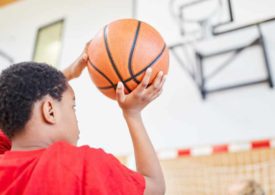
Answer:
[116,68,166,117]
[63,41,90,81]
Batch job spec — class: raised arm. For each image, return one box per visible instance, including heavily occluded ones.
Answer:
[63,42,90,81]
[116,68,166,195]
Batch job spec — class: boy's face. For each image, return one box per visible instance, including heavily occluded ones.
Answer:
[55,85,80,145]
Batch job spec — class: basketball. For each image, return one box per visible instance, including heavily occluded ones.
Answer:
[87,18,169,99]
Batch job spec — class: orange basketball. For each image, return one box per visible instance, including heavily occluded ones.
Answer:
[87,18,169,99]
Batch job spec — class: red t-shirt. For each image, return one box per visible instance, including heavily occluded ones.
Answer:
[0,142,145,195]
[0,130,11,154]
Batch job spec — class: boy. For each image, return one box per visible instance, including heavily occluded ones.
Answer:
[0,45,166,194]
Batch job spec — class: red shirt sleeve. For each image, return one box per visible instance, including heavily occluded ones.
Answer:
[82,146,145,195]
[0,130,11,154]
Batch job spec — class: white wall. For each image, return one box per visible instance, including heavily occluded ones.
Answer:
[136,0,275,149]
[1,0,275,155]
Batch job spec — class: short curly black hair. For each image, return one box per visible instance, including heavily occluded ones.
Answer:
[0,62,67,138]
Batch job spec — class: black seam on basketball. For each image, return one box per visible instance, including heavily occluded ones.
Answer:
[88,59,116,90]
[128,21,141,84]
[98,44,167,90]
[135,44,166,80]
[104,25,131,93]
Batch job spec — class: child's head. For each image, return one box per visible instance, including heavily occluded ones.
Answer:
[227,179,265,195]
[0,62,79,146]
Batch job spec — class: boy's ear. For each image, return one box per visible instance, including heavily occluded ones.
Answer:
[41,99,56,124]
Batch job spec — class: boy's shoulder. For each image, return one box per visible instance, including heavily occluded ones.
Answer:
[47,141,109,160]
[44,141,119,176]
